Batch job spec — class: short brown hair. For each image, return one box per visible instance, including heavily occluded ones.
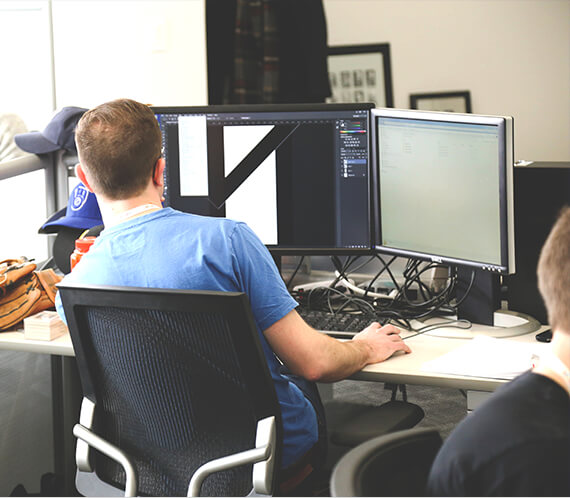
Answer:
[537,206,570,332]
[75,99,161,199]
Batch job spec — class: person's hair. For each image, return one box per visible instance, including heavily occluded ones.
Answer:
[537,206,570,333]
[75,99,161,199]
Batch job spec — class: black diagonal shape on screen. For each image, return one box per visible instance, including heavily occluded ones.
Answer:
[208,123,299,209]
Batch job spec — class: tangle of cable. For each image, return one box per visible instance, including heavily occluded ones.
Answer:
[290,255,477,330]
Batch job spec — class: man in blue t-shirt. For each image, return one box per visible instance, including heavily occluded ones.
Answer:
[55,99,411,493]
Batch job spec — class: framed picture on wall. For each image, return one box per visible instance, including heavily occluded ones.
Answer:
[410,90,472,113]
[326,43,394,107]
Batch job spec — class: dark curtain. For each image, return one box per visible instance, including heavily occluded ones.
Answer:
[206,0,331,104]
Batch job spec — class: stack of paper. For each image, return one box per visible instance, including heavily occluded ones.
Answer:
[24,310,67,341]
[422,335,551,380]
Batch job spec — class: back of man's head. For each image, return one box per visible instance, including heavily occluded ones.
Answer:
[75,99,161,200]
[537,206,570,333]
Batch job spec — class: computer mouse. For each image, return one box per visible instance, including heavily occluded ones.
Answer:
[535,329,552,343]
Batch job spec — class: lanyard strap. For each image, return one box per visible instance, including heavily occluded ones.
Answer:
[110,203,162,226]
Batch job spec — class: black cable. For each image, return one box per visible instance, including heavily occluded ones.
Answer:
[330,255,361,287]
[373,260,458,323]
[451,267,476,309]
[400,262,455,308]
[296,255,472,330]
[348,255,377,274]
[363,254,398,297]
[285,255,305,290]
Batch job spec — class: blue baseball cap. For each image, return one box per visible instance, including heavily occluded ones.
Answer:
[39,182,103,234]
[15,106,87,154]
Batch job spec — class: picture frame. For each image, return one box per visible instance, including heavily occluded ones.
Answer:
[409,90,472,113]
[326,43,394,107]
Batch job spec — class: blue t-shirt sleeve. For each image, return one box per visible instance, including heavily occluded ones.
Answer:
[54,287,67,325]
[229,223,298,331]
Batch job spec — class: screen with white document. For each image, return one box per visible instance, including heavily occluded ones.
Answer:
[153,104,374,254]
[372,108,515,274]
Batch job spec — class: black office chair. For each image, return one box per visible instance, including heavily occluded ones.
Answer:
[330,427,443,497]
[58,283,283,497]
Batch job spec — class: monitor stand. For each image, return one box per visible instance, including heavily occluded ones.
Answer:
[423,310,541,339]
[455,267,500,326]
[427,267,542,339]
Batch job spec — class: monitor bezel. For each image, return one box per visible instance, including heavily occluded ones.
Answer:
[152,103,376,256]
[371,107,515,274]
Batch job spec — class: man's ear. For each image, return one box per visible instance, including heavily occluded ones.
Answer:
[153,157,165,187]
[75,163,95,193]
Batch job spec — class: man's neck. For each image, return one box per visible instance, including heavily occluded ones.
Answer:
[100,195,163,228]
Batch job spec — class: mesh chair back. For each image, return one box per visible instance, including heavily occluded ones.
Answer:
[59,283,282,497]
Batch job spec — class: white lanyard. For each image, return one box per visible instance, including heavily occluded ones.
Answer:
[110,203,162,226]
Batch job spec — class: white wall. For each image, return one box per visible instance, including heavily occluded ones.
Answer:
[52,0,208,110]
[0,1,54,130]
[6,1,566,161]
[0,0,208,131]
[324,0,570,161]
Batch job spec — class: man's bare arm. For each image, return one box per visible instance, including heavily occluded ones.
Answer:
[263,309,411,383]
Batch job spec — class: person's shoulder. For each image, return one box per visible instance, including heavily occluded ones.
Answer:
[162,208,239,229]
[159,208,262,247]
[435,370,567,461]
[428,371,569,496]
[505,370,569,407]
[483,370,549,403]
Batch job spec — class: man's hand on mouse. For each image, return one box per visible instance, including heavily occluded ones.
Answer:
[352,322,411,363]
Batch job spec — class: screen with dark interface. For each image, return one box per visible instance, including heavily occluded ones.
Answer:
[153,104,374,254]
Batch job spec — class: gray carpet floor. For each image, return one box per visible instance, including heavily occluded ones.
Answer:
[0,351,54,496]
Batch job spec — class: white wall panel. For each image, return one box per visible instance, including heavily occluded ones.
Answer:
[0,1,54,130]
[324,0,570,161]
[52,0,208,109]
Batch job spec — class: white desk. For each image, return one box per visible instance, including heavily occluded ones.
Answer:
[354,326,546,392]
[0,319,548,392]
[0,329,73,356]
[352,317,548,412]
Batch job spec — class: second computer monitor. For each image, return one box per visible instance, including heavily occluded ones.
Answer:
[372,108,515,274]
[153,103,374,254]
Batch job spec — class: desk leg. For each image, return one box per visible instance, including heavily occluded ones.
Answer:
[51,356,82,496]
[51,357,64,482]
[317,382,334,402]
[466,390,492,413]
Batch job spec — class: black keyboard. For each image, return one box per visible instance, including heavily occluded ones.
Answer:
[297,308,382,338]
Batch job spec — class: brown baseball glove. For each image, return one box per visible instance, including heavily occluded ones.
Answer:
[0,258,63,331]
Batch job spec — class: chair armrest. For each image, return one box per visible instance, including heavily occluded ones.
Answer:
[188,416,277,497]
[76,397,96,472]
[73,423,138,497]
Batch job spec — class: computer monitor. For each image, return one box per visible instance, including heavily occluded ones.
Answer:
[371,107,515,275]
[153,103,374,255]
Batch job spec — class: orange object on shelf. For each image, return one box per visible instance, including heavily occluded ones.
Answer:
[70,236,96,271]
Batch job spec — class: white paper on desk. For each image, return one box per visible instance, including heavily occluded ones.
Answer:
[421,336,551,380]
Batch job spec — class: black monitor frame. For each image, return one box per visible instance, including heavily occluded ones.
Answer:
[152,103,375,256]
[371,108,515,275]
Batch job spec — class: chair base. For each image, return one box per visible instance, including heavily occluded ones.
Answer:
[325,399,425,447]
